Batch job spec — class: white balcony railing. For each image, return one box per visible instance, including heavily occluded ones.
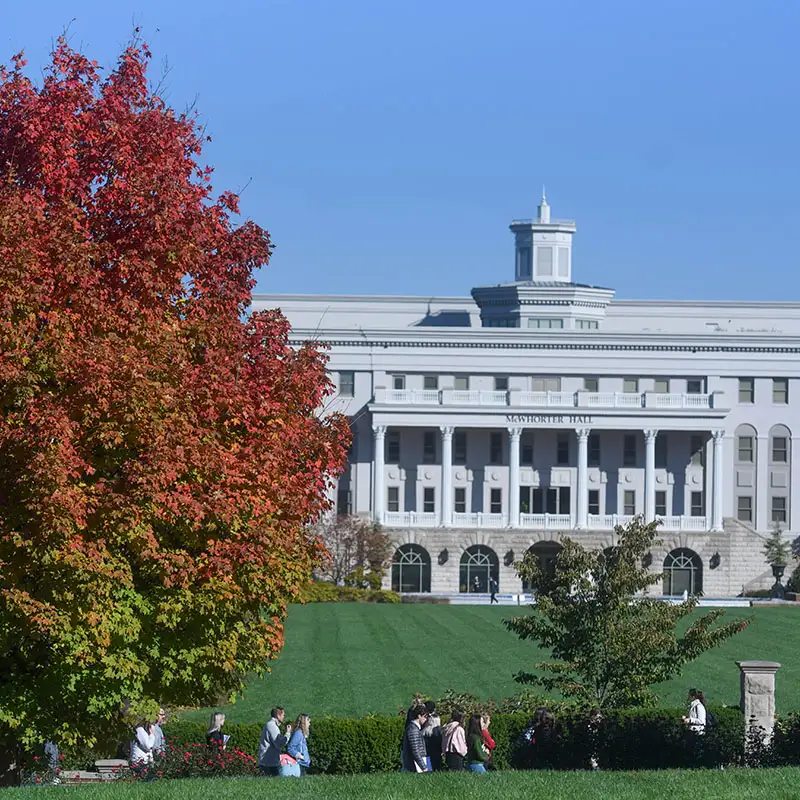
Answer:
[381,513,710,531]
[380,389,714,410]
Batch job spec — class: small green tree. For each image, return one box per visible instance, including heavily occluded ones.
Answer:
[504,518,750,708]
[763,524,791,566]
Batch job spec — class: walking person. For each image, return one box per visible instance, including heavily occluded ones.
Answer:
[258,707,291,776]
[401,704,429,773]
[153,708,166,757]
[481,713,496,769]
[421,701,443,772]
[206,712,227,751]
[682,688,707,764]
[472,575,481,593]
[488,576,499,604]
[466,714,489,773]
[287,714,312,775]
[130,716,158,767]
[442,710,467,771]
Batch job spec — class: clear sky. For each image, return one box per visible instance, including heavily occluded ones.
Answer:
[4,0,799,301]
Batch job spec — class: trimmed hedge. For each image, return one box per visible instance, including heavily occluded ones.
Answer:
[164,706,744,773]
[298,582,400,604]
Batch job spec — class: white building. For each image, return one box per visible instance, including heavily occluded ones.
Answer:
[253,193,798,598]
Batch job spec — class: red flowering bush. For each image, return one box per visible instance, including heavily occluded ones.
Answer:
[133,740,258,780]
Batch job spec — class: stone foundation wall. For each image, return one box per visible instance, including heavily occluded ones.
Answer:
[383,517,773,596]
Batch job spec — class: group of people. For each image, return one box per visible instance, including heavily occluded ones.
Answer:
[402,700,498,774]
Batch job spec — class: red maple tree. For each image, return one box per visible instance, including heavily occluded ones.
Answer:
[0,37,349,757]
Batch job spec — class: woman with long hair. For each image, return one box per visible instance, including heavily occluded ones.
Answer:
[206,712,226,750]
[682,688,707,763]
[441,709,467,771]
[465,714,489,774]
[287,714,312,775]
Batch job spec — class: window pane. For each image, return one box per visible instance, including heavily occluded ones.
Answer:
[773,378,788,404]
[691,491,704,517]
[519,486,531,514]
[423,431,436,464]
[454,431,467,464]
[624,491,636,515]
[655,491,667,517]
[521,432,534,466]
[690,435,705,466]
[392,374,406,390]
[623,434,637,467]
[454,375,469,391]
[655,435,667,468]
[423,375,438,390]
[654,378,669,393]
[339,371,355,397]
[772,436,788,463]
[738,378,754,403]
[588,434,600,467]
[423,487,435,513]
[557,434,569,466]
[387,431,401,463]
[495,376,509,392]
[490,488,502,514]
[387,486,399,512]
[454,487,466,513]
[737,436,753,463]
[337,489,352,516]
[687,379,703,394]
[584,378,599,392]
[588,490,600,515]
[490,432,503,465]
[623,378,638,393]
[737,496,752,522]
[771,496,787,523]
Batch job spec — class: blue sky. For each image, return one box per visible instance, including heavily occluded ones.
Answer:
[4,0,799,301]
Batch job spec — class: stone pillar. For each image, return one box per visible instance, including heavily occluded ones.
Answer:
[644,429,658,523]
[712,429,725,531]
[440,426,454,527]
[508,427,522,527]
[737,660,781,746]
[372,425,386,524]
[576,428,590,529]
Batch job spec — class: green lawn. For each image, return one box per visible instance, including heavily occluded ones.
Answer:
[11,770,800,800]
[182,603,800,723]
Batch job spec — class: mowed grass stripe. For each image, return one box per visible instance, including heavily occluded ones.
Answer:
[182,604,800,722]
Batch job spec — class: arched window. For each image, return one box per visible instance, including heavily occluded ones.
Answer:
[522,542,563,592]
[391,544,431,593]
[663,548,703,596]
[460,545,499,593]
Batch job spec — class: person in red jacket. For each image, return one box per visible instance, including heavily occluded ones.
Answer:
[480,714,496,769]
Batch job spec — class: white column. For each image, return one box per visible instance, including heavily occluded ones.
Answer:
[576,428,590,529]
[756,436,770,532]
[372,425,386,524]
[440,426,454,527]
[712,429,725,531]
[508,427,522,527]
[644,429,658,523]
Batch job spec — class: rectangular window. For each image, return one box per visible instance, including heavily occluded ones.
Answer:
[490,488,503,515]
[690,434,705,467]
[690,491,704,517]
[655,435,667,469]
[454,487,466,514]
[772,437,788,464]
[531,376,561,392]
[494,376,509,392]
[337,489,352,516]
[489,432,503,465]
[737,496,753,522]
[773,378,789,404]
[737,436,754,463]
[521,431,534,466]
[623,378,639,393]
[387,430,401,463]
[655,491,667,517]
[584,377,599,393]
[687,379,703,394]
[422,430,436,464]
[558,247,569,277]
[556,433,570,466]
[423,487,435,514]
[339,371,355,397]
[531,487,545,514]
[623,433,637,467]
[537,246,553,276]
[576,319,599,329]
[738,377,754,404]
[454,375,470,391]
[392,374,406,391]
[588,434,601,467]
[772,496,787,524]
[454,431,467,465]
[423,375,438,391]
[588,489,600,516]
[527,318,564,329]
[653,378,670,394]
[623,490,636,516]
[519,485,532,514]
[387,486,399,513]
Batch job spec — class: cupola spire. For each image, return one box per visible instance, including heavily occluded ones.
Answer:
[537,187,551,223]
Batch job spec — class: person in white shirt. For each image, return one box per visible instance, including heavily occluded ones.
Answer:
[130,720,157,765]
[682,688,708,764]
[152,708,166,756]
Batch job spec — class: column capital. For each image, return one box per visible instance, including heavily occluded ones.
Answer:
[439,425,455,439]
[507,426,523,440]
[372,424,387,439]
[643,428,659,441]
[576,428,591,441]
[712,429,725,442]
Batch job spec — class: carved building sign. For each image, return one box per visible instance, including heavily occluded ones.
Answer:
[505,414,593,425]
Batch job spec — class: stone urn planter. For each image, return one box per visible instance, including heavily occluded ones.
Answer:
[771,563,787,599]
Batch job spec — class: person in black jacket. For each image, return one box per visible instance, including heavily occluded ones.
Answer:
[421,700,443,771]
[401,704,430,772]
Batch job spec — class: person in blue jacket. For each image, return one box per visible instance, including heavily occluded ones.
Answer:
[287,714,312,775]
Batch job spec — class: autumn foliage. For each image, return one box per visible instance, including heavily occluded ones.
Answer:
[0,38,349,751]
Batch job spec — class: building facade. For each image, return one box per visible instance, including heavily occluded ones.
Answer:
[253,194,799,597]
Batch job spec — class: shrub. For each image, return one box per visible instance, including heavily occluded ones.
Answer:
[137,741,258,780]
[787,565,800,594]
[298,581,400,604]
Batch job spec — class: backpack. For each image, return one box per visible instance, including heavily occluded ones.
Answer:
[705,711,717,729]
